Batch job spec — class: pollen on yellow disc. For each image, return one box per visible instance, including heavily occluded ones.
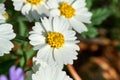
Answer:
[59,2,75,18]
[47,32,64,48]
[27,0,43,5]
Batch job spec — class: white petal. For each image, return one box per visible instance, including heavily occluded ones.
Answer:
[29,34,45,46]
[54,45,78,65]
[64,42,80,51]
[76,7,89,14]
[33,44,46,50]
[54,49,64,64]
[29,22,45,34]
[58,0,74,4]
[50,9,60,17]
[72,0,86,9]
[36,45,55,64]
[0,23,16,40]
[31,62,72,80]
[69,18,88,33]
[30,6,40,20]
[47,0,59,9]
[21,3,31,15]
[75,13,92,23]
[13,2,23,11]
[0,4,5,14]
[67,0,74,4]
[63,30,77,41]
[41,17,53,31]
[25,12,34,22]
[36,4,49,16]
[54,43,78,64]
[53,17,69,33]
[0,14,6,23]
[12,0,25,11]
[0,38,14,56]
[75,7,92,23]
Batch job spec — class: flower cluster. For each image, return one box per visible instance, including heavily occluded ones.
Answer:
[0,0,92,80]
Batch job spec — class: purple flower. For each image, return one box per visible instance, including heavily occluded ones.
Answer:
[0,75,7,80]
[9,66,24,80]
[0,66,24,80]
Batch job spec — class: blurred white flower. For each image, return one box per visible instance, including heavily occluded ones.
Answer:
[47,0,92,33]
[0,23,16,56]
[26,58,73,80]
[12,0,49,21]
[29,17,79,66]
[0,3,8,23]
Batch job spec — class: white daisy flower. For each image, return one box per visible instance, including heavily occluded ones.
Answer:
[0,23,16,56]
[12,0,49,21]
[46,0,92,33]
[0,3,8,23]
[26,58,73,80]
[29,17,79,65]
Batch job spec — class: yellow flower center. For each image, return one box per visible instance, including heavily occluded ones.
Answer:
[27,0,43,5]
[59,2,75,18]
[2,13,9,20]
[47,32,64,48]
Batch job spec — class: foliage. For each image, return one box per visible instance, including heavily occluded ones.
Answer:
[82,0,120,38]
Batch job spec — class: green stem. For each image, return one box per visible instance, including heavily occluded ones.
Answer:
[15,35,29,41]
[23,51,27,69]
[24,68,32,73]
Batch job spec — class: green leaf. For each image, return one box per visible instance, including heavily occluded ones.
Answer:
[86,0,93,9]
[112,0,119,4]
[0,0,6,3]
[92,8,112,25]
[18,20,27,36]
[20,48,35,67]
